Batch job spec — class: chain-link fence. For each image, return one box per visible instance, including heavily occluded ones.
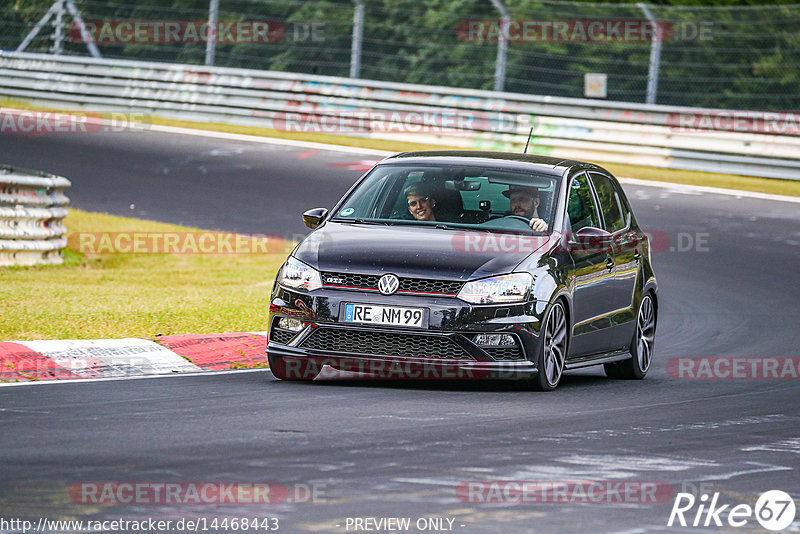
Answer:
[2,0,798,111]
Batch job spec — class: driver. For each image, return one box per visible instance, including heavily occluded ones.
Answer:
[404,183,437,222]
[503,185,548,231]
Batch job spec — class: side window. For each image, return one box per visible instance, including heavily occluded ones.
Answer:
[567,173,601,233]
[616,183,632,228]
[589,173,626,233]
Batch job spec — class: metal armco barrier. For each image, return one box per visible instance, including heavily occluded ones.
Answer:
[0,165,70,266]
[1,52,799,180]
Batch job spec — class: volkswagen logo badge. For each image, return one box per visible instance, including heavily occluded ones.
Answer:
[378,274,400,295]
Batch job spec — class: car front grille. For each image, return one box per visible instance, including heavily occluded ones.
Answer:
[399,278,464,295]
[321,272,463,296]
[299,328,475,361]
[482,345,526,361]
[322,272,380,290]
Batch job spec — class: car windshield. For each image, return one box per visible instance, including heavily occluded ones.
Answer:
[329,164,560,234]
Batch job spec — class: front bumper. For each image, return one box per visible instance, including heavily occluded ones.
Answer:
[267,285,546,380]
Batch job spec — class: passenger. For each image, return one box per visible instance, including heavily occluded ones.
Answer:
[503,185,548,231]
[404,183,437,222]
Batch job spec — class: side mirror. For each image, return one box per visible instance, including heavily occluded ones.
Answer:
[568,226,612,253]
[302,207,328,230]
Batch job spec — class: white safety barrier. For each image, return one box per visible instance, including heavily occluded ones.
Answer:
[1,52,798,180]
[0,165,70,266]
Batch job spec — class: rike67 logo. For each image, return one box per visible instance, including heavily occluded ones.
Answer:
[668,490,795,531]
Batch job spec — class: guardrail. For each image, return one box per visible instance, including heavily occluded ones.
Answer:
[0,165,70,266]
[1,52,799,180]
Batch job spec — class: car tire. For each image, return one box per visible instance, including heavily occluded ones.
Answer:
[604,293,656,380]
[268,354,318,381]
[530,300,568,391]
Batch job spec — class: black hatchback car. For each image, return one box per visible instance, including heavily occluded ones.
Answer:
[267,151,657,390]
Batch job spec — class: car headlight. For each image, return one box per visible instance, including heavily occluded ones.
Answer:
[278,257,322,291]
[457,273,533,304]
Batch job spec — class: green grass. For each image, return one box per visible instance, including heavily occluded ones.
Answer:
[1,209,290,340]
[3,97,799,198]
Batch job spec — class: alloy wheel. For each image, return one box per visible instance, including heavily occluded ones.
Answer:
[636,295,656,373]
[542,302,567,387]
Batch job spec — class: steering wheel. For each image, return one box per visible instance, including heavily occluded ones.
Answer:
[500,215,533,227]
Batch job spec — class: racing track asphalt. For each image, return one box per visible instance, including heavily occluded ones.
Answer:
[1,129,799,533]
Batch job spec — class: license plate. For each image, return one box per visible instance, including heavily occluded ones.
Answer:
[343,303,425,328]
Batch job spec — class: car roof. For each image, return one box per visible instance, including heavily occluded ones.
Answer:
[379,150,597,177]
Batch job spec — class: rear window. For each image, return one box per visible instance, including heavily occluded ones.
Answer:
[589,172,626,233]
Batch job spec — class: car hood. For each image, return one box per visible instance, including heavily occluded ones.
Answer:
[293,221,551,280]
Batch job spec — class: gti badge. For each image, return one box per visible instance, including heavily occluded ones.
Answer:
[378,274,400,295]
